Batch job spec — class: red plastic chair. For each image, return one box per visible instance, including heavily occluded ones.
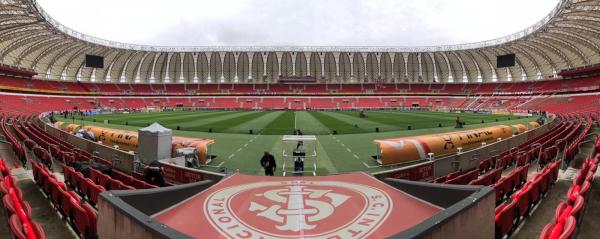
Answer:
[87,184,105,206]
[60,164,72,186]
[513,184,532,219]
[579,181,591,199]
[72,200,98,239]
[80,178,96,199]
[3,194,33,219]
[569,196,585,221]
[72,172,85,193]
[495,199,518,238]
[8,214,46,239]
[539,222,554,239]
[89,168,101,184]
[109,179,124,190]
[97,174,111,190]
[59,188,78,219]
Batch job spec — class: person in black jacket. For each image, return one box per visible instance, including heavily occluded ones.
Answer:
[145,161,166,186]
[260,151,276,176]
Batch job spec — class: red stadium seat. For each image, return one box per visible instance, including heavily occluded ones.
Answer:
[540,216,576,239]
[110,179,125,190]
[513,183,533,219]
[50,180,67,210]
[585,171,594,183]
[60,164,72,186]
[72,199,97,239]
[63,153,75,165]
[97,173,111,190]
[80,178,96,199]
[72,172,85,193]
[533,174,549,195]
[89,168,101,184]
[110,170,124,182]
[529,179,542,204]
[495,199,518,239]
[3,194,33,219]
[493,180,505,203]
[578,181,591,199]
[131,178,146,189]
[59,188,78,218]
[87,184,105,206]
[569,196,585,221]
[8,214,46,239]
[44,175,58,195]
[539,223,554,239]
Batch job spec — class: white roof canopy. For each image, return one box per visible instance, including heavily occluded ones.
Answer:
[139,122,172,134]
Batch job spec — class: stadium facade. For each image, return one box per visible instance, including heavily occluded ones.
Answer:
[1,0,600,84]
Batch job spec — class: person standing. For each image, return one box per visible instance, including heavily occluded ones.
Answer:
[293,157,304,176]
[261,151,276,176]
[455,116,463,128]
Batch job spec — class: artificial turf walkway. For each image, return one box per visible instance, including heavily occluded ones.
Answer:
[74,110,536,175]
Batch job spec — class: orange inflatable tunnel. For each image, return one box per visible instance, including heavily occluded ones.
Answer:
[55,122,214,165]
[374,125,513,166]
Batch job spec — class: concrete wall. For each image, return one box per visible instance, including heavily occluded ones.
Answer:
[35,118,136,173]
[432,117,557,177]
[375,117,558,180]
[420,189,495,239]
[97,196,167,239]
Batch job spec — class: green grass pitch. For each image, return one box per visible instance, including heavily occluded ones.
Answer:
[70,110,537,176]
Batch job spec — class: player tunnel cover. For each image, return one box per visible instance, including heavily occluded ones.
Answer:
[152,172,442,238]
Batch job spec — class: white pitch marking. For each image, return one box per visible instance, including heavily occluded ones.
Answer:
[228,154,235,159]
[362,162,380,169]
[244,144,248,147]
[237,148,242,152]
[346,148,352,152]
[294,112,297,129]
[353,154,359,159]
[216,162,225,167]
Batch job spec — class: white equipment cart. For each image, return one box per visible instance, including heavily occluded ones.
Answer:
[281,135,317,176]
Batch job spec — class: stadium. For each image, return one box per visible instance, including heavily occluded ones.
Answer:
[0,0,599,238]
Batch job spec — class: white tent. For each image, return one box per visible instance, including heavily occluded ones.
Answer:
[138,123,173,164]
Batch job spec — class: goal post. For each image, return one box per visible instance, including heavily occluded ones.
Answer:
[281,135,317,176]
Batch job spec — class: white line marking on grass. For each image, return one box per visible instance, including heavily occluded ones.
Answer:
[353,154,359,159]
[362,162,381,169]
[216,162,224,167]
[225,134,261,162]
[346,148,352,152]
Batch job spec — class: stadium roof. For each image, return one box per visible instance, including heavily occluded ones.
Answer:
[0,0,599,83]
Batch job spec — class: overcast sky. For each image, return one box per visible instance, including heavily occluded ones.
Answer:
[37,0,559,47]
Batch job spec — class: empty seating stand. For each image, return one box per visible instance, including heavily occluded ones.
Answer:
[539,156,599,239]
[0,158,46,239]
